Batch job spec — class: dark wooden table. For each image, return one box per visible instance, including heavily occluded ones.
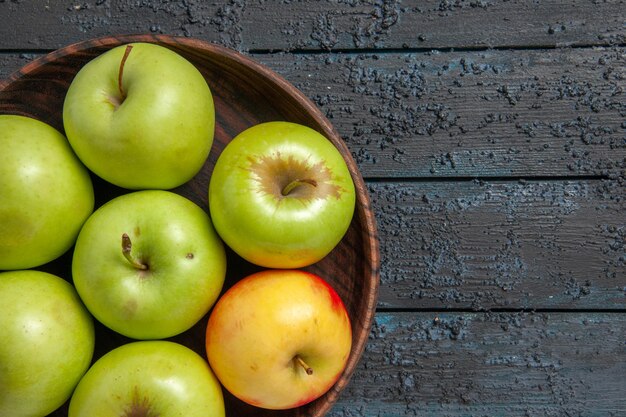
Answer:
[1,1,624,416]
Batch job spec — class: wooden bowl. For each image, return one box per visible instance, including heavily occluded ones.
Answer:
[0,34,379,417]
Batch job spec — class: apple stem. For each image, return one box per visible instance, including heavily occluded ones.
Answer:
[121,233,148,270]
[118,44,133,101]
[281,178,317,196]
[295,355,314,375]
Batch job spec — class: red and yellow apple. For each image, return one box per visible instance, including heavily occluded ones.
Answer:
[205,269,352,410]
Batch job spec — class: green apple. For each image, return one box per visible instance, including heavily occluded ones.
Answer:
[0,270,95,417]
[0,115,94,270]
[69,340,225,417]
[63,42,214,190]
[72,190,226,339]
[208,121,356,268]
[205,269,352,410]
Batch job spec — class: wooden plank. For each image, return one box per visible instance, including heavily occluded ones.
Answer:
[0,0,624,51]
[257,47,626,178]
[2,46,625,178]
[329,312,626,416]
[370,180,626,310]
[0,53,33,80]
[241,0,626,51]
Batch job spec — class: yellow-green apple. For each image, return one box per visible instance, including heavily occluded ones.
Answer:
[0,270,95,417]
[69,340,225,417]
[208,121,355,269]
[63,42,214,190]
[0,115,94,270]
[205,269,352,410]
[72,190,226,339]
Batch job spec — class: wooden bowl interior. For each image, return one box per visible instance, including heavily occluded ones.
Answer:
[0,34,380,417]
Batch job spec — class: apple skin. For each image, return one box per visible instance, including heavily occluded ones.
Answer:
[0,115,94,270]
[63,42,214,190]
[69,340,225,417]
[72,190,226,340]
[205,269,352,410]
[0,270,95,417]
[209,121,356,268]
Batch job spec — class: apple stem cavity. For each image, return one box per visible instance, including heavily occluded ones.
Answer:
[117,44,133,102]
[281,178,317,196]
[295,355,313,375]
[121,233,148,270]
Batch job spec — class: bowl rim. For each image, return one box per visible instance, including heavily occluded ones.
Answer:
[1,33,381,416]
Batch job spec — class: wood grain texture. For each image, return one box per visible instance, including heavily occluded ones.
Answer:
[0,35,380,417]
[0,0,624,51]
[257,47,626,179]
[3,46,624,179]
[329,312,626,416]
[370,180,626,310]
